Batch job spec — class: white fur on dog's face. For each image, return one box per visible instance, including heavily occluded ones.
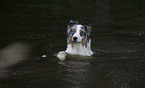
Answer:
[69,25,86,43]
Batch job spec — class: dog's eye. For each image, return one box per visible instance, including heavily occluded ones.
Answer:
[72,32,74,35]
[84,32,86,36]
[80,31,84,36]
[72,31,75,35]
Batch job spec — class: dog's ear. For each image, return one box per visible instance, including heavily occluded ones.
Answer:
[83,22,92,32]
[67,20,79,29]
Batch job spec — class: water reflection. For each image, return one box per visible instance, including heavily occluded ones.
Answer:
[58,61,91,88]
[0,43,30,78]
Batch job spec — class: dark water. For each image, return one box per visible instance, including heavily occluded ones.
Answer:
[0,0,145,88]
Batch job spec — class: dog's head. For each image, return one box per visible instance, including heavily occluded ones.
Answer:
[67,20,92,47]
[68,25,87,43]
[67,25,88,48]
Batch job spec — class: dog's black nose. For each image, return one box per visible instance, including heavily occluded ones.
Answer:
[73,37,78,41]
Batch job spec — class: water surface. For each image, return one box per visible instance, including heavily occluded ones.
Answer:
[0,0,145,88]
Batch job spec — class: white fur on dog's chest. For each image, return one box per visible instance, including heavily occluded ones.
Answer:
[65,41,93,56]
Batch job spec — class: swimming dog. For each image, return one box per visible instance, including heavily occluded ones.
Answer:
[57,20,93,61]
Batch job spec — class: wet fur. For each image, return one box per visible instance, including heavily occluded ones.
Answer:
[57,21,93,61]
[81,36,87,47]
[68,36,74,48]
[68,35,87,48]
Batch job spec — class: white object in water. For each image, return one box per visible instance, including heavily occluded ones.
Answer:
[42,55,47,57]
[57,51,67,61]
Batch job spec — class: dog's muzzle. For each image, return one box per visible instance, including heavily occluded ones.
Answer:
[72,37,78,42]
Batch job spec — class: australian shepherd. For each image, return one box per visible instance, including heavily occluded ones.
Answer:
[57,20,93,61]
